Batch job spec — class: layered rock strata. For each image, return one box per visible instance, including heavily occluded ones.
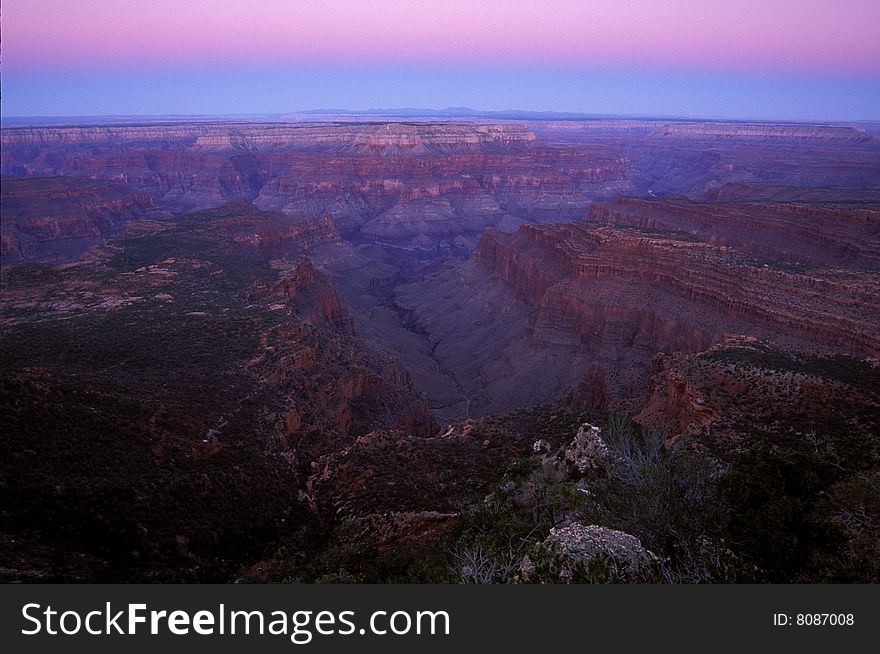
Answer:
[396,221,879,417]
[1,176,165,263]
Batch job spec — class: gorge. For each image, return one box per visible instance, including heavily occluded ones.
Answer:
[2,117,878,583]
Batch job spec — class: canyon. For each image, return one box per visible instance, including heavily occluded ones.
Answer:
[0,122,631,256]
[393,217,878,419]
[1,177,165,263]
[1,117,878,582]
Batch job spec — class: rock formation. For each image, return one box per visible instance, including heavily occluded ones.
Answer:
[635,336,880,440]
[524,523,659,583]
[563,423,612,474]
[588,196,880,268]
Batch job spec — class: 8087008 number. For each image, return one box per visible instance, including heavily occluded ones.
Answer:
[796,614,854,626]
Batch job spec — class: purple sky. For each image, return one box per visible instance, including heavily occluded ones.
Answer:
[3,0,880,119]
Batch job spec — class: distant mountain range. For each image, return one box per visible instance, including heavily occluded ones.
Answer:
[295,107,632,120]
[4,109,879,132]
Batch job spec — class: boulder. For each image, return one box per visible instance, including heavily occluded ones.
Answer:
[530,523,659,582]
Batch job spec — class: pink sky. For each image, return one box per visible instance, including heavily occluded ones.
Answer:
[5,0,880,76]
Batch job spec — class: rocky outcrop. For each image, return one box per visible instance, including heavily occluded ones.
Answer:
[243,257,433,443]
[249,258,347,327]
[635,336,880,440]
[207,200,343,259]
[525,523,659,582]
[636,355,719,435]
[563,423,612,474]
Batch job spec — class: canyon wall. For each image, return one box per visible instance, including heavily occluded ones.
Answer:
[1,176,165,263]
[0,122,538,153]
[396,219,879,417]
[587,197,880,268]
[0,121,634,255]
[476,222,878,355]
[530,119,880,198]
[5,118,878,263]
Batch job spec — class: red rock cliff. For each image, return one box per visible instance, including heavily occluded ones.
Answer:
[475,222,879,357]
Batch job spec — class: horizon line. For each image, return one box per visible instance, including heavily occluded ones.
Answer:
[4,108,880,127]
